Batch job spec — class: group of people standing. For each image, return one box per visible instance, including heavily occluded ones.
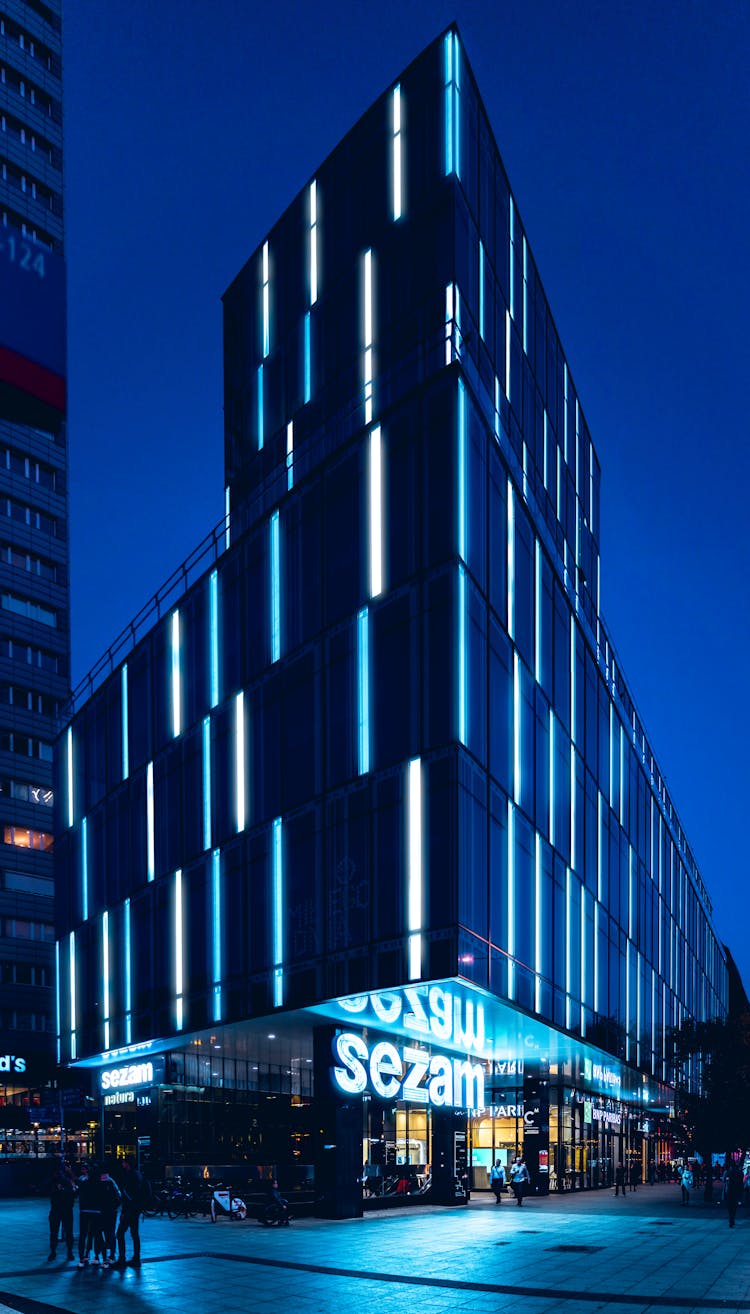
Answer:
[47,1159,145,1268]
[489,1156,531,1206]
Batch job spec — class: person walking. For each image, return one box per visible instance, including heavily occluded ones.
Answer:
[97,1165,121,1267]
[489,1159,506,1205]
[509,1156,530,1206]
[680,1163,693,1205]
[724,1160,743,1229]
[614,1162,626,1197]
[47,1165,75,1262]
[115,1159,144,1268]
[77,1164,102,1268]
[628,1160,639,1192]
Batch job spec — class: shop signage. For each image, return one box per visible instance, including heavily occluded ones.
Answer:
[0,1054,26,1074]
[331,1032,485,1109]
[583,1057,622,1091]
[337,985,486,1055]
[100,1061,154,1092]
[487,1103,523,1118]
[592,1107,622,1127]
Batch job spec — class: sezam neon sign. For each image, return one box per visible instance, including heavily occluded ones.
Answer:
[331,1032,485,1109]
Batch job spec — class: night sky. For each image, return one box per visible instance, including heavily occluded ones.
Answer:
[62,2,750,988]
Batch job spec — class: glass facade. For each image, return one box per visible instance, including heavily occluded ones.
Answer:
[0,0,68,1085]
[55,28,725,1203]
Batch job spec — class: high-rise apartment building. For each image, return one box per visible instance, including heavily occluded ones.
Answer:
[56,28,726,1211]
[0,0,68,1104]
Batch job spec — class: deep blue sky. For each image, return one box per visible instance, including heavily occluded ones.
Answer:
[63,2,750,988]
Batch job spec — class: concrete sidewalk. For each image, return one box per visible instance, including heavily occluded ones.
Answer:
[0,1183,746,1314]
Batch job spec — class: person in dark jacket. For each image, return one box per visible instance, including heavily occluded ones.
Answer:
[115,1159,144,1267]
[97,1166,121,1266]
[614,1162,626,1197]
[77,1165,103,1268]
[47,1165,75,1262]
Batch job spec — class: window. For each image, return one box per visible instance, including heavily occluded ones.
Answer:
[3,826,53,852]
[0,594,57,627]
[3,870,53,895]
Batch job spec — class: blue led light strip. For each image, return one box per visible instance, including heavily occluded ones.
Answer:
[202,716,212,851]
[69,931,76,1062]
[146,761,155,881]
[102,911,110,1051]
[209,569,219,709]
[81,816,88,922]
[458,564,467,747]
[273,817,283,1007]
[458,379,466,562]
[369,425,383,598]
[174,869,184,1031]
[407,757,423,980]
[54,940,61,1063]
[357,607,370,776]
[304,312,311,404]
[235,692,245,833]
[124,896,132,1044]
[363,250,374,423]
[392,85,403,221]
[212,849,222,1022]
[171,609,181,739]
[270,510,281,663]
[257,363,265,449]
[121,664,129,780]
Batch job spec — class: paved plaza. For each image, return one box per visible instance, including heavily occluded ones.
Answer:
[0,1184,748,1314]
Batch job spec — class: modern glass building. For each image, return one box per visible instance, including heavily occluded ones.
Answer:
[55,28,726,1212]
[0,0,68,1115]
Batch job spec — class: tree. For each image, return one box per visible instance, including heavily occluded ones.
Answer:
[671,1014,750,1192]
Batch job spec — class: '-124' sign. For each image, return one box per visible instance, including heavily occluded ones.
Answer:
[331,1032,485,1109]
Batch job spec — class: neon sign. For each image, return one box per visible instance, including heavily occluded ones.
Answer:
[331,1032,485,1109]
[337,984,486,1055]
[100,1061,153,1092]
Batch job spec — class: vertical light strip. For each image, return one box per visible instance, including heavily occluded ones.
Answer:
[636,949,642,1065]
[445,283,454,366]
[575,398,581,500]
[628,844,634,939]
[589,438,595,534]
[570,742,576,871]
[81,816,88,922]
[407,756,423,980]
[457,379,466,561]
[522,236,528,354]
[563,362,569,463]
[235,691,245,833]
[534,539,541,682]
[580,886,587,1033]
[534,831,542,1014]
[171,609,181,738]
[202,715,212,852]
[594,900,600,1014]
[262,240,270,358]
[209,568,219,709]
[453,33,460,179]
[543,410,549,490]
[54,940,61,1063]
[363,249,374,423]
[509,195,515,319]
[68,931,76,1061]
[286,420,294,491]
[458,564,467,747]
[121,663,129,780]
[392,84,403,221]
[224,485,231,551]
[369,424,383,598]
[570,616,577,744]
[270,509,281,663]
[478,239,485,339]
[124,896,132,1044]
[565,867,572,1029]
[174,868,183,1031]
[357,607,370,776]
[146,761,155,882]
[548,710,555,848]
[598,788,604,904]
[212,849,221,1022]
[494,376,500,440]
[102,910,110,1051]
[309,180,318,305]
[444,32,454,175]
[257,362,265,449]
[609,701,614,810]
[513,651,521,805]
[66,726,73,828]
[505,309,511,403]
[507,800,515,998]
[273,817,284,1007]
[304,312,311,403]
[507,479,515,640]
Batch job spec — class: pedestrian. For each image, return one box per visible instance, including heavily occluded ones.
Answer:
[648,1159,656,1186]
[97,1165,121,1266]
[77,1164,103,1267]
[115,1159,144,1268]
[509,1156,530,1206]
[628,1161,639,1192]
[47,1164,75,1262]
[680,1163,693,1205]
[743,1162,750,1208]
[614,1162,626,1197]
[489,1159,506,1205]
[724,1160,743,1229]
